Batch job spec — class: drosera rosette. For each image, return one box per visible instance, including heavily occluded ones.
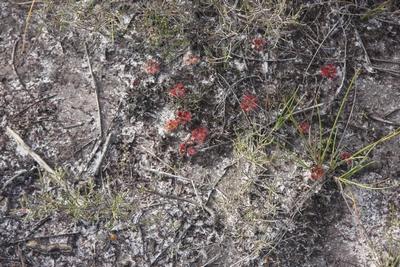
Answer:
[143,59,161,75]
[164,119,180,132]
[164,110,192,132]
[339,151,353,165]
[251,36,267,52]
[310,164,325,180]
[176,110,192,124]
[320,64,337,80]
[298,121,311,135]
[182,51,200,66]
[178,126,209,157]
[168,82,187,98]
[190,127,209,145]
[240,93,258,112]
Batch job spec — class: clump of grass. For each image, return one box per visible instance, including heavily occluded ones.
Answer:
[288,69,400,189]
[26,169,133,228]
[233,87,299,167]
[361,0,392,21]
[234,127,274,167]
[34,0,126,41]
[198,0,300,64]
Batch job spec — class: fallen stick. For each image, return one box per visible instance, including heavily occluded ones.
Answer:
[11,38,28,92]
[6,127,56,176]
[84,42,103,138]
[141,166,192,183]
[91,132,112,176]
[1,168,30,191]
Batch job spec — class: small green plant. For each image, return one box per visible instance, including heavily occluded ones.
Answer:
[234,127,274,167]
[361,1,392,21]
[288,69,400,189]
[27,170,133,228]
[233,87,299,167]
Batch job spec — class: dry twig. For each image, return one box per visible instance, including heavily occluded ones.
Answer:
[84,42,103,138]
[11,38,27,91]
[91,132,113,176]
[6,127,56,176]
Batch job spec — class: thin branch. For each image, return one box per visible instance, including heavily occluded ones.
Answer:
[141,166,192,183]
[84,42,103,138]
[144,189,197,205]
[367,113,400,126]
[354,28,375,73]
[12,94,57,119]
[11,38,27,90]
[6,127,56,176]
[91,132,113,176]
[335,21,348,97]
[336,83,357,156]
[304,21,339,76]
[1,168,32,192]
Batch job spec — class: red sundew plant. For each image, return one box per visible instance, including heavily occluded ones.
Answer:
[183,52,200,66]
[132,78,141,86]
[187,146,197,157]
[251,37,267,51]
[144,59,160,75]
[240,93,258,112]
[191,127,208,144]
[340,151,352,165]
[298,121,310,135]
[178,143,187,155]
[320,64,337,79]
[169,83,186,98]
[310,165,324,180]
[176,110,192,124]
[164,119,180,132]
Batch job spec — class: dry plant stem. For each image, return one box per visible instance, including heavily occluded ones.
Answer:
[23,215,52,240]
[21,0,35,52]
[335,178,382,265]
[144,189,197,205]
[354,28,374,73]
[371,58,400,65]
[17,245,26,267]
[1,169,29,192]
[73,138,95,156]
[217,73,252,125]
[84,42,103,139]
[367,113,400,126]
[6,127,56,176]
[291,102,324,116]
[11,38,27,91]
[265,102,324,128]
[304,21,339,77]
[335,22,348,97]
[200,254,220,267]
[139,146,174,171]
[8,232,80,246]
[78,137,101,178]
[12,94,57,119]
[335,84,357,158]
[11,1,43,5]
[231,52,297,62]
[138,225,150,267]
[372,66,400,77]
[150,222,191,266]
[91,132,113,176]
[384,108,400,118]
[141,166,192,183]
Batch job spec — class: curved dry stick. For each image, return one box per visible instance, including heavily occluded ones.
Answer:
[84,42,103,139]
